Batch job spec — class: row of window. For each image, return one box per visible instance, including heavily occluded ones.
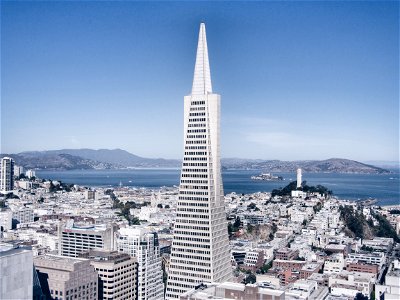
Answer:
[189,112,205,116]
[188,123,206,128]
[177,207,209,213]
[173,236,210,244]
[188,118,206,122]
[177,202,209,207]
[181,174,208,178]
[180,179,209,184]
[175,219,209,225]
[186,134,207,139]
[191,101,205,105]
[182,162,208,167]
[170,264,211,273]
[182,168,207,172]
[174,224,209,231]
[179,190,208,195]
[179,185,209,190]
[176,212,211,218]
[171,246,210,255]
[183,157,208,161]
[171,253,211,262]
[187,129,206,133]
[190,106,205,111]
[174,230,210,237]
[185,146,207,151]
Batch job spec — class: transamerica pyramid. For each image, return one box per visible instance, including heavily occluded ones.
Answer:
[165,23,233,299]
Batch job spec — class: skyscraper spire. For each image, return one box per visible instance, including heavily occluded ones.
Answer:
[191,23,212,95]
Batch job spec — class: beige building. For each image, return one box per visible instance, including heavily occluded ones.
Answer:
[34,254,98,300]
[80,250,137,300]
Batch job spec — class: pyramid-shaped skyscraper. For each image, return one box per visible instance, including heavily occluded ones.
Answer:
[165,23,232,299]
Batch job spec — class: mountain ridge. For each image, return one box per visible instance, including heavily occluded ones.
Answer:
[1,149,391,174]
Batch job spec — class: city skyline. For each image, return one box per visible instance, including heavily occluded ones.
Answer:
[2,1,399,161]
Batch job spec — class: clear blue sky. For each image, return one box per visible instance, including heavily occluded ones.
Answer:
[1,1,399,161]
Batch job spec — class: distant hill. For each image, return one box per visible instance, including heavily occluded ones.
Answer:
[0,152,114,170]
[221,158,390,174]
[45,149,182,168]
[1,149,390,174]
[13,149,181,169]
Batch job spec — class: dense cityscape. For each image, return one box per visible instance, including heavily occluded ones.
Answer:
[1,20,399,300]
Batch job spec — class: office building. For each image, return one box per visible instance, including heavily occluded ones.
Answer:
[59,220,116,257]
[166,23,232,299]
[80,250,137,300]
[117,226,164,300]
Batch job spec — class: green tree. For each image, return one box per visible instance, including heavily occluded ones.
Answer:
[244,273,256,284]
[354,293,368,300]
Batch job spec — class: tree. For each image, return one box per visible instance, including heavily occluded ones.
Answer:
[244,273,256,284]
[165,204,170,209]
[247,203,257,210]
[260,261,272,274]
[234,216,241,228]
[157,203,163,208]
[354,293,368,300]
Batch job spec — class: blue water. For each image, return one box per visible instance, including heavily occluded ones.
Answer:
[36,169,400,206]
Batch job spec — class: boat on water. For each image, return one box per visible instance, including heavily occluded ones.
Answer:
[251,173,283,181]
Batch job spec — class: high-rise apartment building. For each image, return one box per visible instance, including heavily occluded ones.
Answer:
[165,23,232,299]
[59,220,116,257]
[0,243,33,299]
[34,254,98,300]
[0,157,14,193]
[13,165,24,178]
[116,226,164,300]
[80,250,137,300]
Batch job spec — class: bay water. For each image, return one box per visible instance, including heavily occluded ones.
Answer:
[35,169,399,206]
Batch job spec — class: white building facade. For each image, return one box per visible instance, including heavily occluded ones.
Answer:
[165,23,232,299]
[117,226,164,300]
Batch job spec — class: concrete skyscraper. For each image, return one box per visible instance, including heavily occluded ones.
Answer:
[0,157,14,193]
[165,23,232,299]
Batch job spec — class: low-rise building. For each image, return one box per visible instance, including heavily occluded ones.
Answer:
[275,247,299,260]
[324,254,345,275]
[346,261,379,276]
[348,251,385,268]
[180,282,285,300]
[328,271,375,297]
